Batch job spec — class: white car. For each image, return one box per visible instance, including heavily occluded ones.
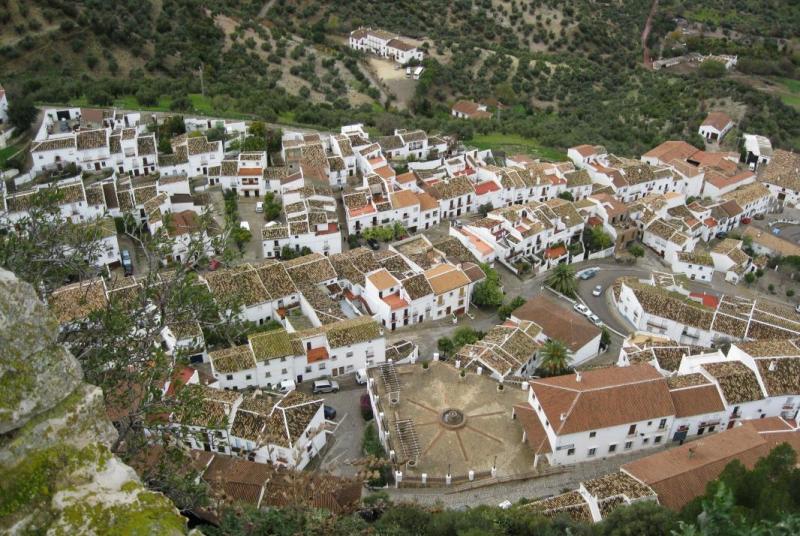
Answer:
[255,201,264,213]
[588,314,602,326]
[277,379,296,394]
[573,303,590,316]
[239,221,251,231]
[355,369,368,385]
[592,285,603,297]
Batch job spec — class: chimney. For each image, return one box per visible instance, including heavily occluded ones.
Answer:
[560,412,567,421]
[575,371,582,382]
[769,360,777,372]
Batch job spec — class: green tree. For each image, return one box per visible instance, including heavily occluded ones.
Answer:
[629,244,645,258]
[744,272,756,284]
[698,60,726,78]
[498,295,526,321]
[601,327,611,348]
[558,191,575,201]
[472,263,504,308]
[537,339,572,376]
[437,337,454,357]
[392,222,407,240]
[262,192,281,221]
[478,203,494,217]
[452,326,481,349]
[7,95,37,132]
[546,263,577,298]
[598,500,679,536]
[588,226,613,252]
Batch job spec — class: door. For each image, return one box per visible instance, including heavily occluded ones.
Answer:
[296,375,303,384]
[94,162,101,171]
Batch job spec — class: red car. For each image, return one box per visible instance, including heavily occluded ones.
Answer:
[741,217,752,225]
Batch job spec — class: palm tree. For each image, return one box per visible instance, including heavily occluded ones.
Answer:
[538,340,572,376]
[546,263,577,298]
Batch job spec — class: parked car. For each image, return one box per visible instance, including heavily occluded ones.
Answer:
[754,213,765,220]
[355,369,368,385]
[278,379,296,394]
[573,303,590,316]
[588,313,602,326]
[312,380,340,394]
[360,393,373,420]
[741,217,752,225]
[795,304,800,314]
[367,238,380,250]
[592,285,603,297]
[324,405,337,420]
[240,221,251,231]
[578,267,599,280]
[715,231,728,240]
[255,201,264,213]
[121,250,134,276]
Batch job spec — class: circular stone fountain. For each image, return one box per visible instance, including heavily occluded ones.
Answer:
[440,408,467,430]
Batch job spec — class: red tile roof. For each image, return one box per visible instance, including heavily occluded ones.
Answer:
[307,346,329,364]
[474,180,500,195]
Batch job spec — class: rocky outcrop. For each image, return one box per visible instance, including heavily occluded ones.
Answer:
[0,268,188,534]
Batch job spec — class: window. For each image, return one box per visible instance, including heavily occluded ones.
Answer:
[608,444,617,453]
[567,448,575,456]
[658,418,667,429]
[264,372,271,378]
[643,438,650,444]
[226,374,233,380]
[627,424,637,436]
[655,435,662,444]
[589,431,596,438]
[245,374,252,380]
[709,425,716,433]
[346,351,354,358]
[319,363,326,370]
[281,368,288,375]
[625,441,633,450]
[305,366,312,373]
[588,448,597,457]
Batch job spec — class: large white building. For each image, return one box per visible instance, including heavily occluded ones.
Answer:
[349,27,423,65]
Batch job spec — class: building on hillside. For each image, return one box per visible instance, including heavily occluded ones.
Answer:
[511,295,602,366]
[349,27,423,65]
[710,238,754,284]
[212,152,268,197]
[522,364,676,466]
[699,112,734,143]
[262,193,341,258]
[458,319,544,380]
[613,275,800,346]
[622,420,799,511]
[757,149,800,206]
[743,226,800,258]
[670,250,714,282]
[742,134,772,171]
[451,100,492,120]
[167,387,327,470]
[719,182,774,219]
[171,134,224,177]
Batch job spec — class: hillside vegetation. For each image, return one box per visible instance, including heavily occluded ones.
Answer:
[0,0,798,155]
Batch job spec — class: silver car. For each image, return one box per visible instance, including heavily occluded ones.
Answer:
[312,380,340,394]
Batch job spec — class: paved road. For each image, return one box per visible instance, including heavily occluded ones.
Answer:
[312,377,369,478]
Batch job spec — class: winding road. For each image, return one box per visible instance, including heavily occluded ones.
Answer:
[641,0,659,68]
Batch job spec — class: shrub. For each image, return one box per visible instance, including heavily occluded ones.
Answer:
[788,289,795,297]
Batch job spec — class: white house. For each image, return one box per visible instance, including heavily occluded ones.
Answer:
[523,364,676,466]
[742,134,772,171]
[757,149,800,207]
[699,112,734,143]
[710,238,753,283]
[349,27,423,65]
[172,134,224,177]
[670,250,714,282]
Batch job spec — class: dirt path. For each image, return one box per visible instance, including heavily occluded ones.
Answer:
[257,0,275,19]
[641,0,659,68]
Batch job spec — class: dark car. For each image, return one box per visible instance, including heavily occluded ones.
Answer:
[121,250,134,276]
[754,213,765,220]
[741,217,752,225]
[715,231,728,240]
[360,393,373,420]
[367,238,380,251]
[324,405,337,420]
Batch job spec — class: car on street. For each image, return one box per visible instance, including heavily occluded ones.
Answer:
[754,213,765,220]
[592,285,603,297]
[121,250,134,276]
[796,304,800,314]
[573,303,590,316]
[715,231,728,240]
[588,313,602,326]
[255,201,264,213]
[312,379,340,394]
[578,267,599,280]
[240,221,251,232]
[367,238,380,250]
[324,405,337,420]
[278,379,296,394]
[741,217,752,225]
[355,369,368,385]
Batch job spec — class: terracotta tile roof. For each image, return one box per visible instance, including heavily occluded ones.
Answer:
[367,268,399,291]
[76,129,108,150]
[530,364,673,435]
[390,189,419,209]
[702,361,763,405]
[512,295,600,352]
[758,149,800,192]
[137,134,156,156]
[527,490,592,522]
[205,265,270,306]
[753,356,800,397]
[514,403,552,455]
[584,472,656,500]
[401,273,433,301]
[32,137,77,152]
[249,328,300,361]
[622,424,770,510]
[424,264,470,295]
[643,140,700,163]
[702,111,733,131]
[669,382,725,418]
[209,345,257,374]
[48,278,108,324]
[295,316,382,349]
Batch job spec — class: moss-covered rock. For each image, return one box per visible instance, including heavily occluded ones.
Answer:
[0,269,82,433]
[0,268,189,534]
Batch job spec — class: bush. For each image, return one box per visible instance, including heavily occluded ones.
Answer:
[744,272,756,284]
[768,283,775,293]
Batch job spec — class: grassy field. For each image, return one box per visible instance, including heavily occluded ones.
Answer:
[467,133,566,162]
[776,78,800,110]
[0,144,22,170]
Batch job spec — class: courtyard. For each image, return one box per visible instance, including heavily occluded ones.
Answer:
[367,361,534,483]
